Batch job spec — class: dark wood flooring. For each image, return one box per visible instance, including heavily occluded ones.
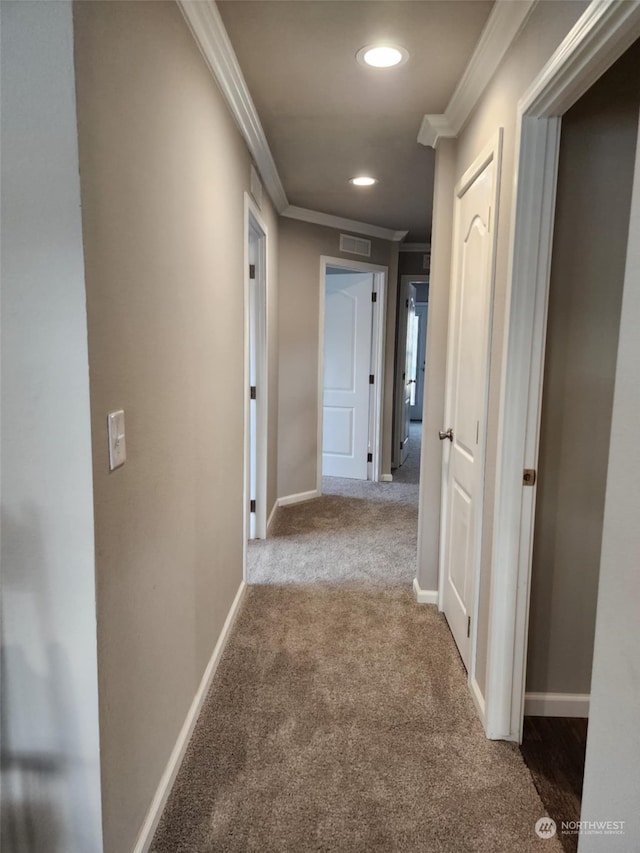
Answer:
[521,716,589,853]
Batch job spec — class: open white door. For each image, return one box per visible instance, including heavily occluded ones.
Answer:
[322,272,373,479]
[440,133,501,672]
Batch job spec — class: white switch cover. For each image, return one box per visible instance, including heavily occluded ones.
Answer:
[108,410,126,470]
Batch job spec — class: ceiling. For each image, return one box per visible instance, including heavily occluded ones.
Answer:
[217,1,494,242]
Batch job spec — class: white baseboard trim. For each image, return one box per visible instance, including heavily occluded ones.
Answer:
[524,692,590,718]
[132,581,247,853]
[266,500,278,534]
[413,577,438,605]
[470,675,487,726]
[277,489,320,507]
[380,473,393,482]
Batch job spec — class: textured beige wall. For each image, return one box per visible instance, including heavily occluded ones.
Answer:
[526,42,640,696]
[277,217,398,498]
[73,3,278,851]
[419,1,589,695]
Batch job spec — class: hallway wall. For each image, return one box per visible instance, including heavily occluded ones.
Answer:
[277,218,399,497]
[73,3,279,851]
[1,3,103,850]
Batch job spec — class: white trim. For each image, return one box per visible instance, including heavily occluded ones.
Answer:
[418,0,536,148]
[318,257,388,490]
[132,581,246,853]
[282,205,408,243]
[487,0,640,742]
[524,693,590,718]
[176,1,287,212]
[380,473,393,483]
[470,675,487,726]
[413,577,438,605]
[277,489,320,508]
[243,194,269,564]
[266,500,278,534]
[399,243,431,253]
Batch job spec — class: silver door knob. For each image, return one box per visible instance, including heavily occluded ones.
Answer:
[439,428,453,442]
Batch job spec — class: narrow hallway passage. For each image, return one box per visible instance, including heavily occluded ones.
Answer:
[151,420,559,852]
[247,421,423,587]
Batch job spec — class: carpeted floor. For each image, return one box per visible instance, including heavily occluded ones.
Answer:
[151,586,561,852]
[246,422,423,587]
[151,421,559,851]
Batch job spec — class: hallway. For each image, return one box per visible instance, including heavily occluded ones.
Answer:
[151,421,559,852]
[247,422,422,587]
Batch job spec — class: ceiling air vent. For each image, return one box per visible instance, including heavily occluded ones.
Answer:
[340,234,371,258]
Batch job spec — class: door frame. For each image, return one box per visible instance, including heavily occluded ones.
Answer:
[318,256,387,490]
[439,130,503,722]
[243,193,268,579]
[486,0,640,741]
[394,275,429,469]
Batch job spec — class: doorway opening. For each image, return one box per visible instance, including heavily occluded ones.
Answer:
[485,6,640,745]
[393,274,429,474]
[517,39,640,851]
[244,194,268,559]
[318,256,387,489]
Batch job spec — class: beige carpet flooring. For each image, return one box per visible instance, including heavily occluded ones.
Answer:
[246,422,423,587]
[151,586,561,852]
[151,422,559,851]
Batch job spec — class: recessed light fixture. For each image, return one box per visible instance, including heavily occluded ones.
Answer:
[350,176,378,187]
[356,44,408,69]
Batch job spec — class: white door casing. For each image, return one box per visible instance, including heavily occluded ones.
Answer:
[322,272,373,479]
[243,194,268,568]
[410,302,428,421]
[440,131,503,674]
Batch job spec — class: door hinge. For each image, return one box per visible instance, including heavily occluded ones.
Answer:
[250,386,256,400]
[467,616,471,638]
[400,440,403,450]
[406,299,409,308]
[249,264,256,279]
[371,291,377,303]
[367,452,373,463]
[402,371,405,380]
[369,374,374,385]
[523,468,537,486]
[250,499,256,513]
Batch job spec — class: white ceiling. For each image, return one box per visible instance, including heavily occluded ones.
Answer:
[217,0,494,241]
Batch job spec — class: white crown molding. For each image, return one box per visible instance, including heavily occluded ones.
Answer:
[399,243,431,253]
[282,205,408,243]
[177,0,288,212]
[417,0,537,148]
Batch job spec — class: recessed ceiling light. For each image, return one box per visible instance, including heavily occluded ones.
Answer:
[350,176,378,187]
[356,44,408,69]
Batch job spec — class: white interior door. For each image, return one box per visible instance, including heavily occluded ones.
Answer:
[440,140,500,671]
[322,272,373,479]
[401,285,417,464]
[410,302,428,421]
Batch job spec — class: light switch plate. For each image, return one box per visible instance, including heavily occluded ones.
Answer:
[108,410,126,470]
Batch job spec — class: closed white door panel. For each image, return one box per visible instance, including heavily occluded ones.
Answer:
[323,272,373,479]
[441,150,498,672]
